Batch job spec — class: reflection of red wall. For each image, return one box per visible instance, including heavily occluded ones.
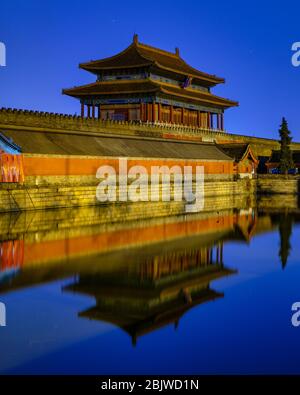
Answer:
[22,214,235,265]
[0,240,24,271]
[0,212,256,268]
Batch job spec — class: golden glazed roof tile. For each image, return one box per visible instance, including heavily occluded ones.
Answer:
[79,37,224,86]
[62,79,238,109]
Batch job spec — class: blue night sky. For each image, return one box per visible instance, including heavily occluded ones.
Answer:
[0,0,299,139]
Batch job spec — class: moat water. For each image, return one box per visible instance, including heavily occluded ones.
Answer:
[0,199,300,374]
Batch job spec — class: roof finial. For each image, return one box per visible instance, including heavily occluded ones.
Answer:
[133,34,138,44]
[175,47,180,56]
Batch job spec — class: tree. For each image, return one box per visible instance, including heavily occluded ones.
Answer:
[278,117,294,175]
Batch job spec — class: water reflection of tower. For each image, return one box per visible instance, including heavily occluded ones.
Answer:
[64,243,235,345]
[278,213,293,269]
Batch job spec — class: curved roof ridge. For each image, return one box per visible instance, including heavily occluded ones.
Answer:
[78,38,225,85]
[217,143,258,163]
[159,85,238,107]
[80,43,132,68]
[62,80,106,95]
[62,78,238,108]
[156,79,237,102]
[136,41,179,59]
[62,78,160,96]
[136,40,224,83]
[80,43,153,70]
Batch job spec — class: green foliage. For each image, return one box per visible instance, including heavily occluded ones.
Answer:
[278,117,294,174]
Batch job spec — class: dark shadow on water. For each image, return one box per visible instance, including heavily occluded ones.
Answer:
[278,213,293,270]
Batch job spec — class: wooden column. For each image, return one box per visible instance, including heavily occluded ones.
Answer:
[158,103,162,122]
[150,103,153,122]
[147,103,152,122]
[98,105,101,119]
[142,104,145,121]
[197,111,201,128]
[181,108,184,125]
[92,104,95,119]
[87,105,91,118]
[170,105,173,123]
[207,112,211,129]
[221,113,224,130]
[152,102,156,122]
[81,103,84,118]
[140,103,144,122]
[217,113,220,130]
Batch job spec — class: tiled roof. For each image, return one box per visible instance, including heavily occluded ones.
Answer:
[1,128,233,161]
[63,80,159,95]
[160,84,238,108]
[63,79,238,109]
[217,144,251,161]
[79,37,224,86]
